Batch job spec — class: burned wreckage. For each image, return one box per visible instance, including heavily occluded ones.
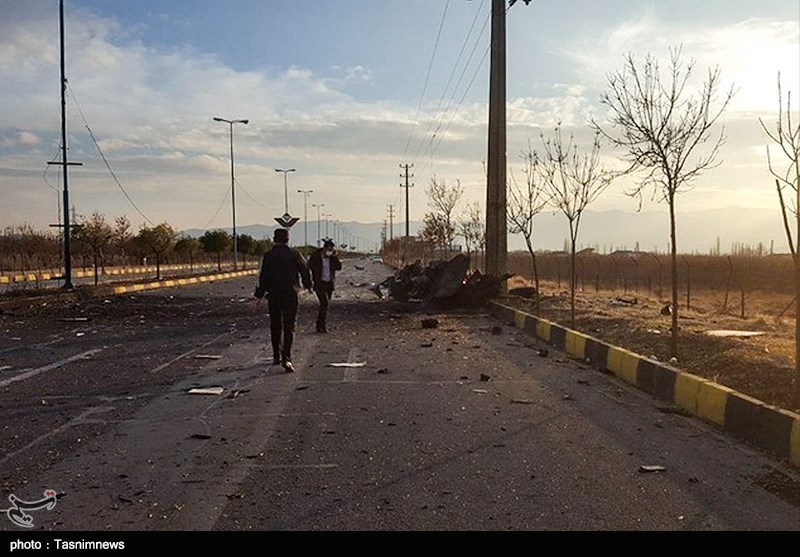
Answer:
[372,254,511,307]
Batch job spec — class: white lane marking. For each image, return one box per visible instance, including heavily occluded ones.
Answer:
[0,405,114,466]
[0,348,104,388]
[343,347,360,382]
[147,331,232,374]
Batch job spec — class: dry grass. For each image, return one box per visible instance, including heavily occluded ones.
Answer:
[505,275,799,413]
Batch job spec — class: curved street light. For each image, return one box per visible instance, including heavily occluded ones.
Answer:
[275,168,296,215]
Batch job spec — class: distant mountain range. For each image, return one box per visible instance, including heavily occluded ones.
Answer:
[180,207,791,255]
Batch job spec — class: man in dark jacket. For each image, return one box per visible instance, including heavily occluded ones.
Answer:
[308,239,342,333]
[254,228,312,372]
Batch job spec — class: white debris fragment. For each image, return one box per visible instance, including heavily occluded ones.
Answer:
[187,387,225,396]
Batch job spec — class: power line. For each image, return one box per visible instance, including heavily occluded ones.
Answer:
[202,186,231,231]
[234,177,271,211]
[401,0,450,162]
[66,82,155,226]
[410,0,489,162]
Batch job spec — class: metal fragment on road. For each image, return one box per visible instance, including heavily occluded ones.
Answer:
[187,387,225,396]
[639,465,667,473]
[472,389,489,394]
[511,399,534,405]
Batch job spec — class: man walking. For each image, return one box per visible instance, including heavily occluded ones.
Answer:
[308,239,342,333]
[254,228,312,372]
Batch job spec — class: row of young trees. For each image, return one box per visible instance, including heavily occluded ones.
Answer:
[505,47,798,405]
[1,213,274,282]
[418,177,486,264]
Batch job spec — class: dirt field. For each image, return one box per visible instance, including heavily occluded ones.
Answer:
[504,276,799,414]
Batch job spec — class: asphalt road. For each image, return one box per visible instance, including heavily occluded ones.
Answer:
[1,257,798,531]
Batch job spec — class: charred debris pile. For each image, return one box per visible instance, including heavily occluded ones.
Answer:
[381,255,510,308]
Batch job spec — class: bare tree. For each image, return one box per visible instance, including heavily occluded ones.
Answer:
[540,124,612,327]
[420,212,450,253]
[459,202,485,269]
[426,176,464,253]
[508,144,551,307]
[760,74,800,407]
[595,47,734,358]
[73,211,113,286]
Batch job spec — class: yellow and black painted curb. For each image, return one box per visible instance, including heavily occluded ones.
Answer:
[0,263,255,285]
[110,269,258,295]
[490,301,800,469]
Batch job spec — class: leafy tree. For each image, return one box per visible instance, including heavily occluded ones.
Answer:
[135,223,176,280]
[174,236,202,272]
[237,234,256,269]
[200,230,232,271]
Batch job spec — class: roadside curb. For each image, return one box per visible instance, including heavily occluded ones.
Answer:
[110,269,258,295]
[489,300,800,469]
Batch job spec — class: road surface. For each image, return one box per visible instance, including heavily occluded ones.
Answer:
[0,258,798,531]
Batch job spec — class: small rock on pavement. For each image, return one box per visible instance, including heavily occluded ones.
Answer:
[480,373,492,382]
[421,318,440,329]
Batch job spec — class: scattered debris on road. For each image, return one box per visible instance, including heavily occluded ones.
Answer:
[189,433,212,440]
[639,465,667,473]
[472,389,489,394]
[194,355,223,360]
[538,348,549,358]
[611,297,638,307]
[480,373,492,382]
[511,399,534,405]
[187,387,225,396]
[59,317,91,322]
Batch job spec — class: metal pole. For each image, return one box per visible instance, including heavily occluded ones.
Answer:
[298,190,313,247]
[229,122,238,270]
[59,0,73,289]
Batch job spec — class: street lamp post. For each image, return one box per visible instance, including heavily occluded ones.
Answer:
[313,203,325,246]
[213,117,249,271]
[297,189,313,247]
[275,168,296,215]
[323,213,332,240]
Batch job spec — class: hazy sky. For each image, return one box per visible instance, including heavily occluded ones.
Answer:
[1,0,798,241]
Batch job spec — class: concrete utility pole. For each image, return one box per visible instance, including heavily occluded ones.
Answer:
[485,0,532,282]
[387,205,395,242]
[298,189,313,247]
